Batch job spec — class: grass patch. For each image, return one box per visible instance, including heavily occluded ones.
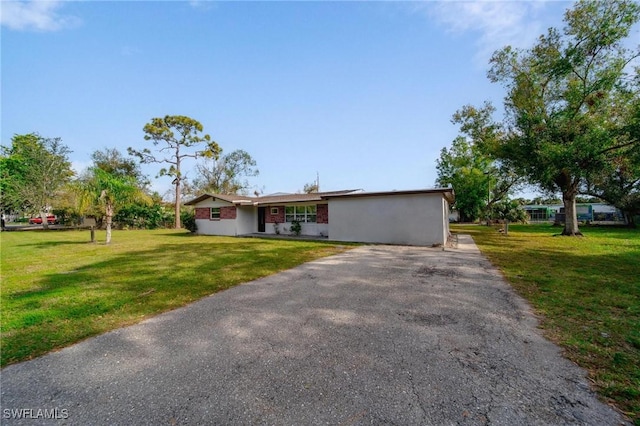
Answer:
[452,223,640,424]
[0,229,355,366]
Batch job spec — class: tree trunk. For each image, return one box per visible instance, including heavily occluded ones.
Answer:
[504,220,509,236]
[174,180,181,229]
[623,211,637,228]
[562,190,582,236]
[40,211,49,230]
[105,203,113,244]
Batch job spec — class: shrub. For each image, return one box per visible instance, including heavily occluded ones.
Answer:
[52,208,82,226]
[181,209,197,233]
[114,204,173,229]
[290,220,302,236]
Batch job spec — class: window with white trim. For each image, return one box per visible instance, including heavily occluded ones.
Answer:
[285,205,316,223]
[210,207,220,220]
[270,207,279,215]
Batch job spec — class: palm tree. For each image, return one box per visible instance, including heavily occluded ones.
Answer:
[77,168,149,244]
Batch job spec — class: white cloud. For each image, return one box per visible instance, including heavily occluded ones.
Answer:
[422,1,568,65]
[188,1,216,12]
[121,45,141,57]
[0,0,80,32]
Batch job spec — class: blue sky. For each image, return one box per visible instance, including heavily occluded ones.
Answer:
[2,1,575,198]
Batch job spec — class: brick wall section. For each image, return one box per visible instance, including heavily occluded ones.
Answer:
[266,205,285,223]
[220,206,237,220]
[317,204,328,224]
[195,208,210,220]
[194,206,236,220]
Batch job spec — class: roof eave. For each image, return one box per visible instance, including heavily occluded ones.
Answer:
[322,188,455,200]
[184,194,256,206]
[184,194,213,206]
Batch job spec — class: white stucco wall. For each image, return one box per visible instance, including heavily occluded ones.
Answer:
[441,197,449,244]
[236,206,256,235]
[272,222,328,237]
[328,193,449,246]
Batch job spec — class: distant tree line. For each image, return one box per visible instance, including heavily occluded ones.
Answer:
[0,115,261,241]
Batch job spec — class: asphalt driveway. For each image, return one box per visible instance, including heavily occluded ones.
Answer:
[0,235,628,425]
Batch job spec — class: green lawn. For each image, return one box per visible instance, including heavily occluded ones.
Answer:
[452,223,640,424]
[3,226,638,422]
[0,229,354,367]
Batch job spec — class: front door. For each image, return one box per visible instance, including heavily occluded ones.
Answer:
[258,207,266,232]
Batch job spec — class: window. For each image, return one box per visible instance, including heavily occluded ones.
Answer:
[210,207,220,220]
[307,205,317,223]
[285,205,317,223]
[270,207,279,215]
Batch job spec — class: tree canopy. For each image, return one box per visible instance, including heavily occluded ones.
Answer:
[583,143,640,225]
[437,104,522,223]
[192,149,258,195]
[436,136,492,222]
[0,133,73,228]
[303,182,319,194]
[478,0,640,235]
[91,148,148,188]
[77,167,145,243]
[70,148,157,234]
[129,115,220,229]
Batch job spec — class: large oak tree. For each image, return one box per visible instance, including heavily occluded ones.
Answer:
[483,0,640,235]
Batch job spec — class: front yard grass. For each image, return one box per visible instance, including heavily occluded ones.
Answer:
[452,223,640,424]
[0,229,354,367]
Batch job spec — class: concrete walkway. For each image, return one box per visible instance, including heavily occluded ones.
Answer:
[0,236,628,425]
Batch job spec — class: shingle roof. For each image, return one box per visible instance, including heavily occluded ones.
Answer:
[185,188,454,206]
[322,188,455,203]
[184,190,360,206]
[184,194,248,206]
[253,190,359,204]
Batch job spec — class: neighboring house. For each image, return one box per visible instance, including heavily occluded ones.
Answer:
[524,203,625,224]
[185,188,455,246]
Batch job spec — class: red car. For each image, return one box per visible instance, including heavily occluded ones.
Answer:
[29,215,57,225]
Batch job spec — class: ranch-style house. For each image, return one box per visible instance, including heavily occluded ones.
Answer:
[185,188,455,246]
